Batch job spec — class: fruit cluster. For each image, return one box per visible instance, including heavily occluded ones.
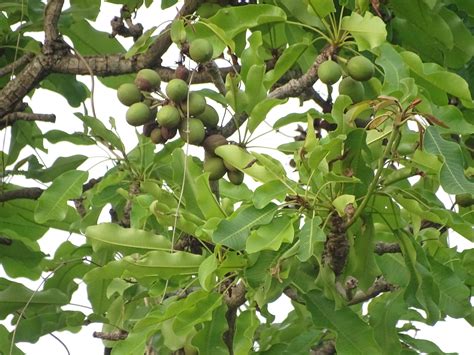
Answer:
[317,55,375,103]
[115,39,243,184]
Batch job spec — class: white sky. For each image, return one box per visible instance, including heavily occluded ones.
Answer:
[1,1,473,354]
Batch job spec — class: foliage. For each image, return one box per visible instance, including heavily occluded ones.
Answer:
[0,0,473,354]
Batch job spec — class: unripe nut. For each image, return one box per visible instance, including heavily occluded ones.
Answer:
[126,102,152,126]
[318,60,342,85]
[189,38,213,63]
[203,134,228,155]
[204,157,226,180]
[117,83,142,106]
[347,56,375,82]
[166,79,189,103]
[227,170,244,185]
[157,105,181,128]
[135,69,161,91]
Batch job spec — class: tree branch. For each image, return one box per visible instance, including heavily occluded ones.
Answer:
[0,112,56,129]
[141,0,204,67]
[0,53,35,77]
[347,276,396,305]
[92,331,128,341]
[223,282,246,355]
[374,242,401,255]
[44,0,65,49]
[204,61,227,95]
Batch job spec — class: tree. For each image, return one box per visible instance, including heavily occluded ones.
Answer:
[0,0,473,354]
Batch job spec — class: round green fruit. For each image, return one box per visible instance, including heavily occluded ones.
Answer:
[166,79,189,103]
[179,118,205,145]
[203,134,228,155]
[227,170,244,185]
[126,102,152,126]
[346,56,374,81]
[117,83,142,106]
[157,105,181,128]
[339,77,365,103]
[204,157,226,180]
[150,128,166,144]
[196,104,219,128]
[318,60,342,85]
[189,38,213,63]
[180,92,206,117]
[397,142,417,156]
[135,69,161,92]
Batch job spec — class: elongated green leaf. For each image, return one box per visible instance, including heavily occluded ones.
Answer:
[264,43,308,88]
[125,26,157,58]
[341,12,387,50]
[424,126,474,194]
[401,51,472,102]
[195,173,226,219]
[34,170,88,224]
[27,155,87,182]
[249,98,287,133]
[76,113,125,152]
[297,216,324,262]
[85,223,171,253]
[0,325,23,355]
[198,254,218,291]
[192,305,228,355]
[252,180,288,209]
[233,309,259,355]
[124,250,205,279]
[43,130,95,145]
[41,74,89,107]
[246,216,294,253]
[305,290,383,354]
[308,0,335,19]
[213,203,278,250]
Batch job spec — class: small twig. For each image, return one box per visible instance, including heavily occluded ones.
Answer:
[311,341,336,355]
[374,242,401,255]
[347,276,396,305]
[92,331,128,341]
[0,112,56,129]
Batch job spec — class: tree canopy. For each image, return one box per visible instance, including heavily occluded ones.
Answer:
[0,0,473,354]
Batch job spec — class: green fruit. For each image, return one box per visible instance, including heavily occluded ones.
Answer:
[318,60,342,85]
[397,142,417,156]
[204,157,226,180]
[157,105,181,128]
[203,134,227,155]
[196,104,219,128]
[227,170,244,185]
[117,83,142,106]
[179,118,205,145]
[166,79,189,103]
[135,69,161,91]
[455,194,474,207]
[189,38,213,63]
[126,102,152,126]
[346,56,374,81]
[150,128,165,144]
[180,92,206,117]
[339,77,365,103]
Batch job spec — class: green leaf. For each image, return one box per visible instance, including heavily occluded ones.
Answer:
[233,309,260,355]
[375,43,409,95]
[124,250,205,279]
[297,216,324,262]
[41,74,89,107]
[27,155,88,182]
[252,180,288,209]
[308,0,335,19]
[246,216,294,253]
[0,325,23,355]
[215,145,277,183]
[34,170,88,224]
[76,113,125,152]
[85,223,171,253]
[0,240,44,280]
[65,0,101,21]
[401,51,472,102]
[198,254,218,291]
[341,12,387,50]
[264,43,308,88]
[424,126,474,194]
[125,26,157,58]
[304,290,383,354]
[248,98,287,133]
[192,305,228,355]
[43,130,95,145]
[213,203,278,250]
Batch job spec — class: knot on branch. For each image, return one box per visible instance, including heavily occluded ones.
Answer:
[110,6,143,41]
[92,330,128,341]
[322,214,349,276]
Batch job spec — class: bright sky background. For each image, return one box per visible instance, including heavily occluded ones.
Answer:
[1,1,473,354]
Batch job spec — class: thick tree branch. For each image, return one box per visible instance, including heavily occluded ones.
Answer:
[0,112,56,129]
[347,277,396,305]
[269,45,337,100]
[44,0,65,48]
[374,242,401,255]
[223,283,246,355]
[0,53,35,77]
[141,0,204,67]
